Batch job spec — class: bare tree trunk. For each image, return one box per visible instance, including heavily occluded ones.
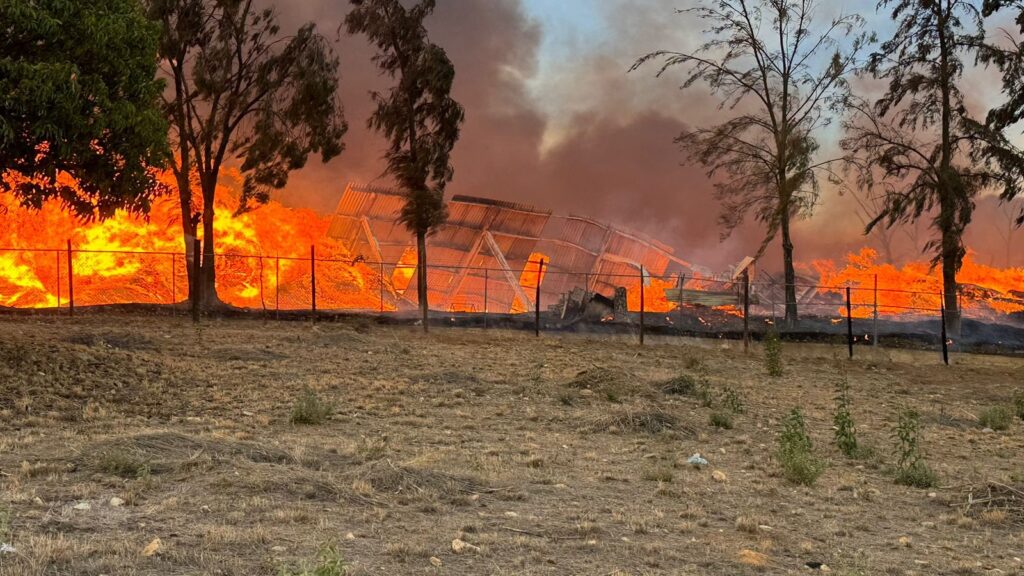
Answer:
[200,179,219,308]
[177,172,197,304]
[780,211,799,329]
[417,230,429,333]
[940,218,962,337]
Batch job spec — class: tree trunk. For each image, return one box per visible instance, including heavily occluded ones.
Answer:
[176,172,197,304]
[941,220,962,337]
[780,210,799,329]
[416,230,429,333]
[200,179,219,308]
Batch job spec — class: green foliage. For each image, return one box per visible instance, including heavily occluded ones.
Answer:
[720,386,746,414]
[148,0,347,299]
[979,405,1013,431]
[778,408,826,485]
[0,0,168,217]
[696,380,715,408]
[709,411,734,430]
[290,387,332,426]
[833,374,860,458]
[0,503,10,542]
[1014,390,1024,421]
[893,407,938,488]
[764,329,784,377]
[279,546,347,576]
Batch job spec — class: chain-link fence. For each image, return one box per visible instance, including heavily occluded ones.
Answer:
[2,246,1022,358]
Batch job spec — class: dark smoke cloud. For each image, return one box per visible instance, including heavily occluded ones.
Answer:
[269,0,1022,272]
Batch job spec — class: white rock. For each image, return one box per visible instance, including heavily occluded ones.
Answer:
[0,543,15,555]
[73,502,91,511]
[429,556,443,567]
[109,497,125,507]
[451,539,479,554]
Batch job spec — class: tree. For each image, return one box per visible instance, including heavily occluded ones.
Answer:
[632,0,867,328]
[345,0,465,332]
[842,0,1019,335]
[0,0,168,218]
[148,0,347,305]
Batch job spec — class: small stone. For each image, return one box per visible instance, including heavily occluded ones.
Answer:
[927,492,937,498]
[32,497,44,506]
[142,538,161,557]
[921,521,935,528]
[429,556,443,567]
[242,411,254,416]
[712,470,728,483]
[554,483,569,489]
[345,532,355,540]
[73,502,91,511]
[898,536,912,548]
[504,511,518,518]
[271,546,287,553]
[200,505,211,513]
[738,549,771,567]
[109,497,125,507]
[451,538,479,554]
[982,427,995,433]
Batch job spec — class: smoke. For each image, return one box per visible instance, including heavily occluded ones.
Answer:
[269,0,1023,272]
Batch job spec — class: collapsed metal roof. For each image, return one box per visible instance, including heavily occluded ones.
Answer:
[327,183,699,311]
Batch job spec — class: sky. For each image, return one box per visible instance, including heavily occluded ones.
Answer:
[274,0,1024,271]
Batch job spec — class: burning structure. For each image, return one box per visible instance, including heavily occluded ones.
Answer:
[326,183,707,314]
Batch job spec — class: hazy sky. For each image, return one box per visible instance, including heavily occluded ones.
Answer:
[275,0,1023,270]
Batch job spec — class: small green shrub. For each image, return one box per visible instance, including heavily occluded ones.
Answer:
[893,407,938,488]
[709,412,734,430]
[764,329,783,377]
[1013,390,1024,421]
[660,374,697,396]
[721,386,746,414]
[833,375,860,458]
[279,546,347,576]
[290,387,333,425]
[641,467,674,482]
[778,408,826,485]
[695,380,715,408]
[96,450,151,479]
[979,406,1013,431]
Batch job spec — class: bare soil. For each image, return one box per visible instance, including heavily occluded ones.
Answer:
[0,315,1022,575]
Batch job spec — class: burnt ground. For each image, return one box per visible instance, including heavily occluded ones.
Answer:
[0,315,1023,575]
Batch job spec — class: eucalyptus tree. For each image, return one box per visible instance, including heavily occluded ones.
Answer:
[345,0,465,331]
[633,0,868,328]
[148,0,347,304]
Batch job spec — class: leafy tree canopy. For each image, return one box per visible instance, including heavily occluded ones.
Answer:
[0,0,169,219]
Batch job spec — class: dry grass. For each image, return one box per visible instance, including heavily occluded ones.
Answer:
[0,315,1022,575]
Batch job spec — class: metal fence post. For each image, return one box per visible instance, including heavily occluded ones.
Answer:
[310,245,317,318]
[259,256,266,314]
[191,238,201,323]
[677,274,684,334]
[275,257,280,319]
[483,268,489,330]
[66,240,74,317]
[743,270,750,353]
[873,274,878,347]
[534,259,544,337]
[846,286,854,359]
[379,261,385,313]
[56,250,61,314]
[171,253,176,306]
[940,296,949,366]
[639,266,645,346]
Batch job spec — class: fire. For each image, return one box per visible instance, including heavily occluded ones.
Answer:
[813,248,1024,319]
[0,170,385,310]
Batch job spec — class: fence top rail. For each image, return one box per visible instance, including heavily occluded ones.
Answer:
[1,246,1019,308]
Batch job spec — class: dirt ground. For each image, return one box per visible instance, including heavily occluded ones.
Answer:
[0,314,1022,576]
